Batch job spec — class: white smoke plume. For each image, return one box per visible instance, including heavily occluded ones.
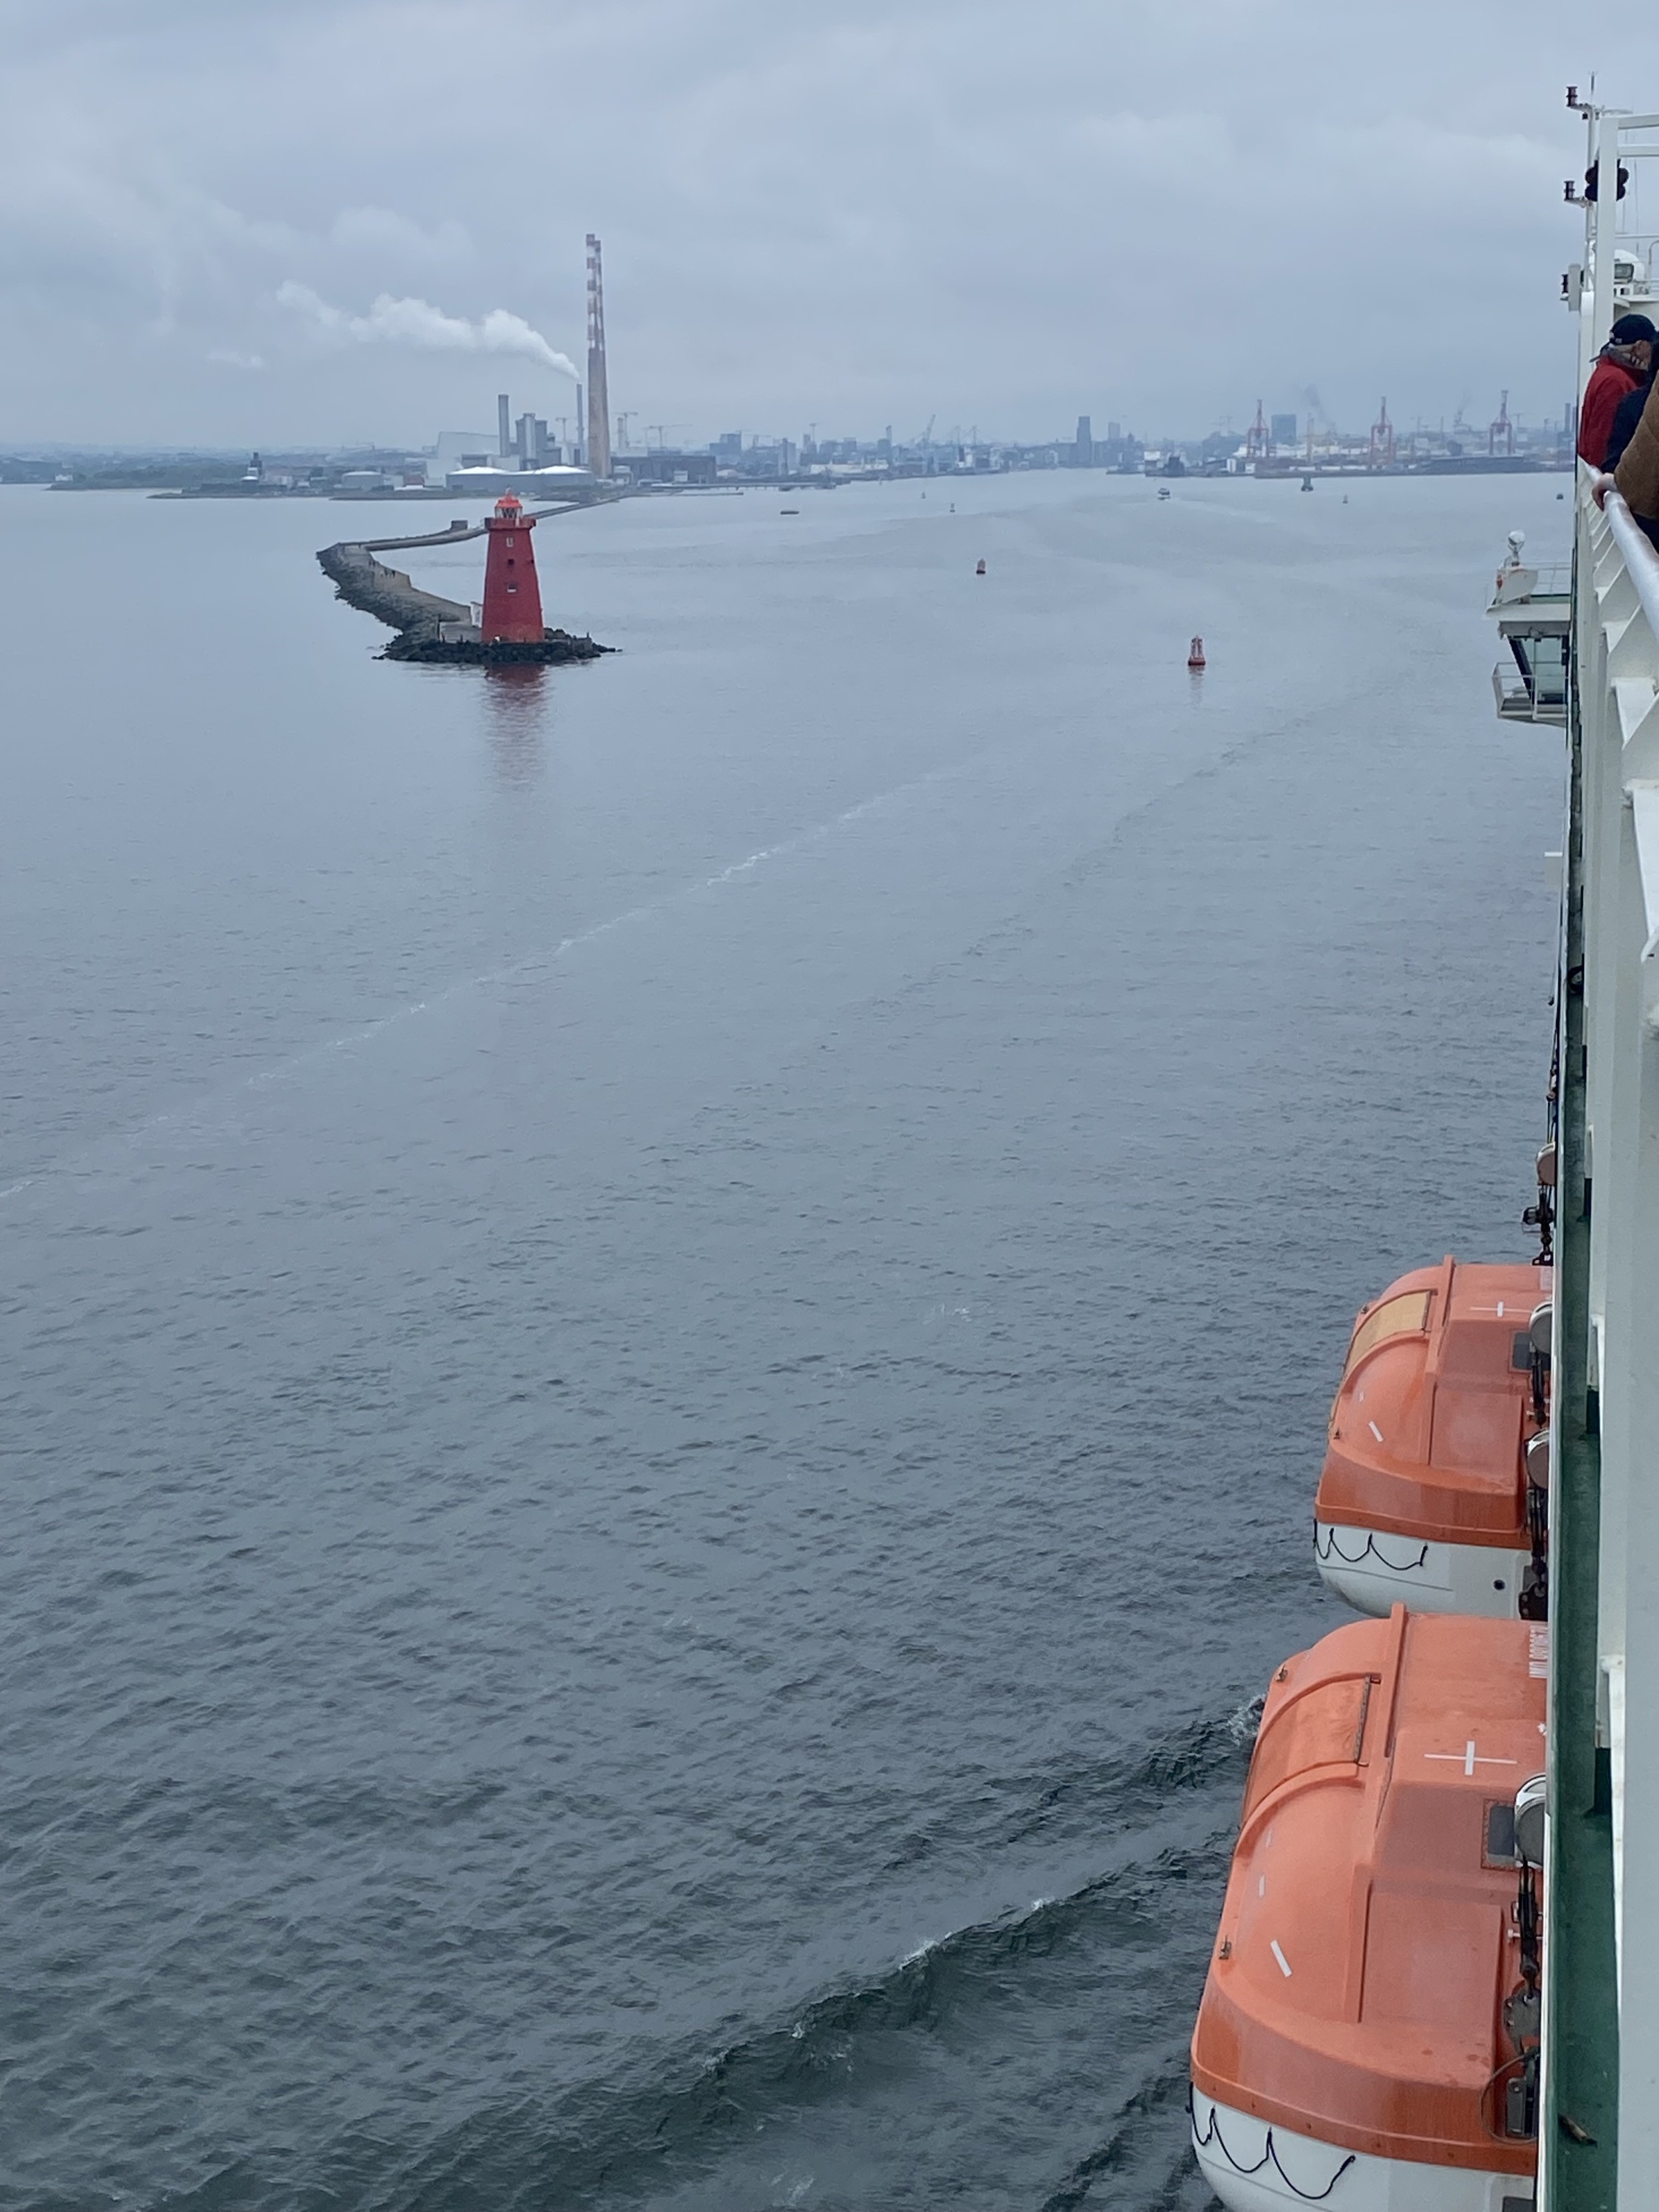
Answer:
[277,283,579,379]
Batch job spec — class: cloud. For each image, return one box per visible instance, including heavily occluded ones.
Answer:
[326,206,472,265]
[207,346,264,369]
[3,0,1658,442]
[275,283,580,379]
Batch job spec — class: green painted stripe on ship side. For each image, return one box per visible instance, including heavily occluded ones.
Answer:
[1543,633,1618,2211]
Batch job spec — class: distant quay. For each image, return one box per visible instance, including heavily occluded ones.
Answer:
[317,520,611,666]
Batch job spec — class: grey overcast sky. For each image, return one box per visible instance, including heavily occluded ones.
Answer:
[2,0,1656,448]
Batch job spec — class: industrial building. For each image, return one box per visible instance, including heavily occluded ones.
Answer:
[433,361,601,500]
[444,461,602,501]
[614,450,716,486]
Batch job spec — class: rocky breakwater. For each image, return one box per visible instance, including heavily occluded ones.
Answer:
[316,518,610,665]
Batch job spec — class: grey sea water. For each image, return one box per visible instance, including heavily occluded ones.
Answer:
[2,469,1565,2211]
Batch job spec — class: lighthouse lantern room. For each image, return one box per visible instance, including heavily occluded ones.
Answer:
[480,494,545,644]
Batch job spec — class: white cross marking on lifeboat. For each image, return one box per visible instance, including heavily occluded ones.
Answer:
[1425,1738,1518,1776]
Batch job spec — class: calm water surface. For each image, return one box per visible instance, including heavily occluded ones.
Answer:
[1,471,1566,2211]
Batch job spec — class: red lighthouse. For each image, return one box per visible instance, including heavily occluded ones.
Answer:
[480,494,545,643]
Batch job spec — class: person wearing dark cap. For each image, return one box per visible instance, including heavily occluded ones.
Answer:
[1605,347,1658,474]
[1579,313,1655,468]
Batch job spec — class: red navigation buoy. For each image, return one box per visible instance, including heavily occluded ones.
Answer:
[975,557,986,576]
[1187,635,1206,669]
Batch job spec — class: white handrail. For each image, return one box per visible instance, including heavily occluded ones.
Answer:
[1601,484,1659,639]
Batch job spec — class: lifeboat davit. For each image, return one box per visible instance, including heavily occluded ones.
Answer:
[1314,1257,1550,1620]
[1192,1607,1543,2211]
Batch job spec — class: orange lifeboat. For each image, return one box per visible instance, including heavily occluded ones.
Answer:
[1314,1258,1550,1621]
[1192,1607,1543,2211]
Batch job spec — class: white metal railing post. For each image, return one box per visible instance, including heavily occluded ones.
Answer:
[1589,111,1620,359]
[1579,110,1601,395]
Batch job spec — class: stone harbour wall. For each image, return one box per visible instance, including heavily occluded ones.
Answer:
[316,537,610,665]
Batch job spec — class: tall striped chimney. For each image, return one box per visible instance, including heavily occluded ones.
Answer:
[585,236,611,480]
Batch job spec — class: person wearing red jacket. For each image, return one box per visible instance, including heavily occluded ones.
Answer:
[1579,314,1655,467]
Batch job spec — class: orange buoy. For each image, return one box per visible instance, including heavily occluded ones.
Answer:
[1187,635,1206,669]
[975,557,986,575]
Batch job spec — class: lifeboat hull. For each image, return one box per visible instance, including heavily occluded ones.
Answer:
[1314,1259,1547,1619]
[1192,1610,1541,2210]
[1192,2090,1535,2210]
[1314,1522,1531,1619]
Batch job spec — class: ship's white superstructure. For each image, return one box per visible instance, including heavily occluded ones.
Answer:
[1535,95,1659,2212]
[1189,92,1658,2212]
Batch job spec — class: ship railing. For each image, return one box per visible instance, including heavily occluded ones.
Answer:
[1488,553,1572,724]
[1586,484,1659,1046]
[1547,472,1659,2207]
[1488,560,1574,607]
[1492,635,1568,724]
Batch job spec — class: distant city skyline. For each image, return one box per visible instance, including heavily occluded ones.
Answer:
[1,1,1654,445]
[0,387,1581,466]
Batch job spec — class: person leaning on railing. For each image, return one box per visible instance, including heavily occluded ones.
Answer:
[1579,314,1655,468]
[1606,346,1657,470]
[1610,371,1659,552]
